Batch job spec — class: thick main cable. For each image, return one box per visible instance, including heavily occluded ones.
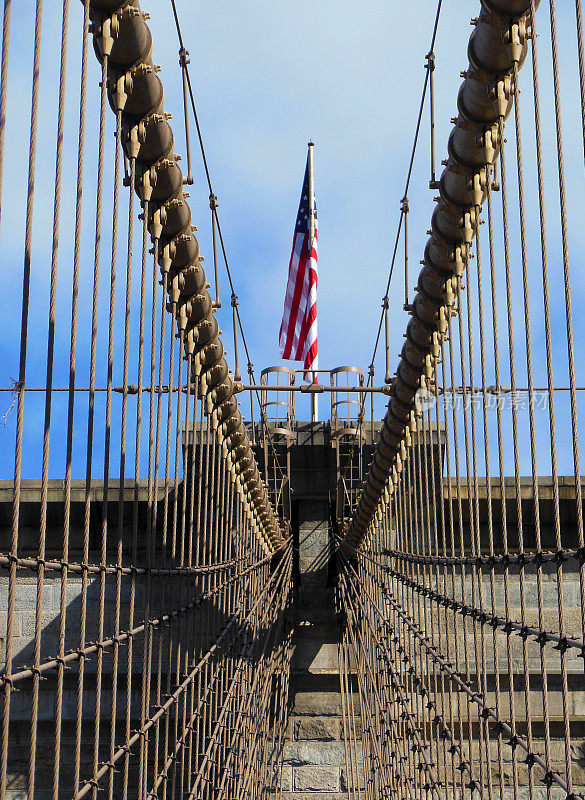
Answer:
[86,0,282,551]
[347,0,540,547]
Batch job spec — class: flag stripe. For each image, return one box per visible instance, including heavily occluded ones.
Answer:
[281,237,309,359]
[279,153,318,383]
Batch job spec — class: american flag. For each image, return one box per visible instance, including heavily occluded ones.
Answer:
[278,151,318,382]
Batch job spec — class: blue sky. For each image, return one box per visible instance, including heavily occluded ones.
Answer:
[0,1,584,480]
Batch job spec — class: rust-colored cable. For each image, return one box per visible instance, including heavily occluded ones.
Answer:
[86,0,281,552]
[347,0,541,547]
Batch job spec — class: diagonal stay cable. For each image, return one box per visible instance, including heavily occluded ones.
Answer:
[367,0,443,379]
[168,0,286,482]
[338,0,444,500]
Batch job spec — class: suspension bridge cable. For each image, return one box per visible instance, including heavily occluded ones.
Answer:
[92,3,281,550]
[345,1,540,546]
[335,0,444,502]
[168,0,287,483]
[367,0,444,381]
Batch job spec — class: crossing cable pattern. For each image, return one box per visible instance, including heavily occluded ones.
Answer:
[340,1,585,799]
[1,1,585,799]
[0,1,293,798]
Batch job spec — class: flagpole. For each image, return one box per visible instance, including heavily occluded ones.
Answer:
[308,141,318,423]
[308,141,315,246]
